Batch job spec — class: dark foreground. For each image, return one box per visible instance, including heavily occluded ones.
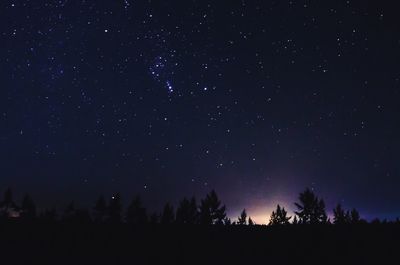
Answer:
[1,223,399,265]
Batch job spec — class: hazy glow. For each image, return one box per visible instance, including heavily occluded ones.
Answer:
[230,200,294,225]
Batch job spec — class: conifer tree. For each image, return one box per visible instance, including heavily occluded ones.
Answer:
[108,193,122,223]
[269,205,291,225]
[126,196,148,224]
[93,195,107,223]
[294,188,327,224]
[161,203,175,224]
[20,194,36,221]
[237,209,247,225]
[199,190,226,225]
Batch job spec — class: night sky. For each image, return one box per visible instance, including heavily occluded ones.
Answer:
[1,0,400,223]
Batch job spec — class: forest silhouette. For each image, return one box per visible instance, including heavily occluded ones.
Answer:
[0,187,399,264]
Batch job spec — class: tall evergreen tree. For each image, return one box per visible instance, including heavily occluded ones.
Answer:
[108,193,122,223]
[223,217,232,225]
[20,194,36,221]
[74,209,92,223]
[189,197,199,224]
[93,195,107,223]
[350,208,361,224]
[269,205,291,225]
[176,197,199,224]
[176,197,189,224]
[161,203,175,224]
[126,196,148,224]
[317,199,328,224]
[292,215,299,225]
[294,188,327,224]
[39,208,58,223]
[237,209,247,225]
[3,188,13,206]
[248,217,255,226]
[63,201,76,222]
[0,188,17,218]
[199,190,226,225]
[149,213,160,224]
[333,204,350,224]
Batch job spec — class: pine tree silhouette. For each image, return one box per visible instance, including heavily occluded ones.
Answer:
[223,217,232,225]
[161,203,175,224]
[248,217,255,225]
[189,197,199,224]
[74,209,92,224]
[292,215,299,225]
[199,190,226,225]
[3,188,13,205]
[333,204,350,225]
[269,205,291,225]
[93,195,107,223]
[126,196,148,224]
[294,188,327,224]
[108,193,122,223]
[39,208,58,223]
[237,209,247,225]
[63,201,76,222]
[176,197,199,224]
[149,213,160,224]
[350,208,361,224]
[0,188,18,219]
[20,194,36,221]
[371,218,381,225]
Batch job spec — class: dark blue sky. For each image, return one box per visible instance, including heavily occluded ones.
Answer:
[1,0,399,223]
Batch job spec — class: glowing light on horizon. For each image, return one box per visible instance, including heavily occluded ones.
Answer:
[229,204,294,225]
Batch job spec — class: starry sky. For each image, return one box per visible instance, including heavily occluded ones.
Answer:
[1,0,400,223]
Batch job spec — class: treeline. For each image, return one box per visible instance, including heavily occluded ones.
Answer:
[0,188,397,225]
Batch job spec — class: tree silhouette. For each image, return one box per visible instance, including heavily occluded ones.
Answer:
[60,202,92,224]
[294,188,327,224]
[126,196,148,224]
[161,203,175,224]
[39,208,57,223]
[371,218,381,225]
[292,216,299,225]
[108,193,122,223]
[237,209,247,225]
[63,201,76,222]
[20,194,36,221]
[188,197,199,224]
[199,190,226,225]
[93,195,107,223]
[350,208,361,224]
[248,217,255,225]
[269,205,291,225]
[332,204,361,225]
[224,217,232,225]
[74,209,92,223]
[0,186,373,230]
[176,197,199,224]
[0,188,18,218]
[333,204,350,225]
[149,213,160,224]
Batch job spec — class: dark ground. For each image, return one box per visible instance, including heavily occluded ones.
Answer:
[1,222,399,265]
